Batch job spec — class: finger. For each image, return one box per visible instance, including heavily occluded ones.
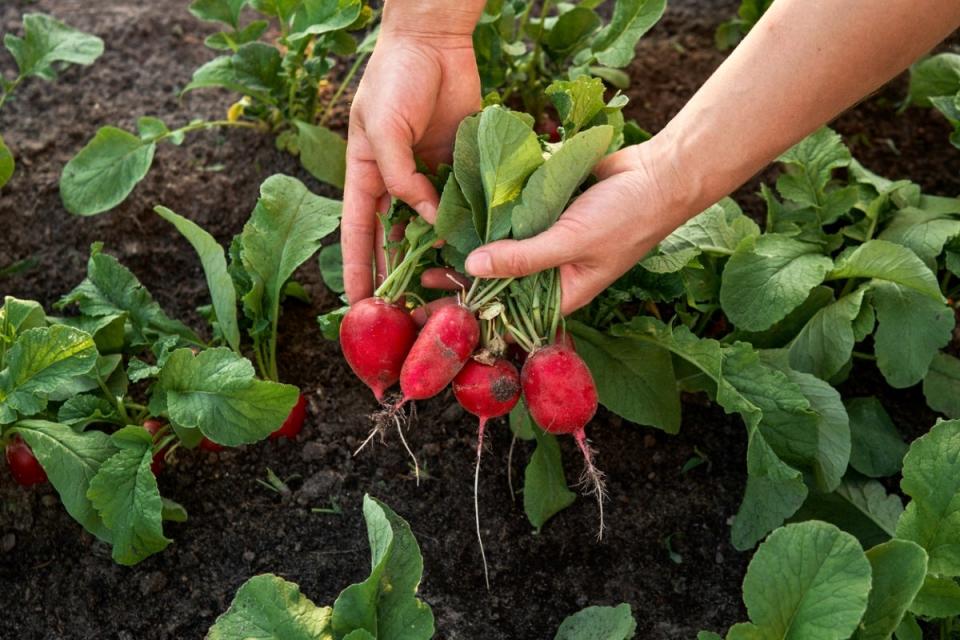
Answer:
[464,220,584,279]
[368,118,440,222]
[410,296,458,327]
[374,217,387,287]
[593,145,642,180]
[342,131,386,304]
[421,267,471,292]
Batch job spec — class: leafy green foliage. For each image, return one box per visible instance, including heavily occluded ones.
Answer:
[523,419,576,530]
[60,1,373,215]
[554,603,636,640]
[906,53,960,149]
[714,0,773,51]
[209,496,433,640]
[473,0,664,123]
[1,13,103,189]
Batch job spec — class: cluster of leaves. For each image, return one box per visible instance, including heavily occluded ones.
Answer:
[713,0,772,51]
[0,13,103,189]
[698,419,960,640]
[474,0,664,126]
[208,495,639,640]
[905,52,960,149]
[0,173,339,565]
[59,0,375,216]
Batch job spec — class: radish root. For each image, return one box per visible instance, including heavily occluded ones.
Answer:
[574,430,607,541]
[355,395,421,485]
[474,418,491,590]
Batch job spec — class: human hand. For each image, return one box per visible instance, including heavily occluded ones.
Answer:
[341,7,483,305]
[462,139,696,315]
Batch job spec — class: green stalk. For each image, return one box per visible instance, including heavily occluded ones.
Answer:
[319,52,368,126]
[96,370,129,424]
[0,75,23,111]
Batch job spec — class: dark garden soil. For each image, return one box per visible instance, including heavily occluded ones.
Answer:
[0,1,957,638]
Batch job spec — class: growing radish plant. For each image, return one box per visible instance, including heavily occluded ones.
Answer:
[713,0,773,51]
[58,0,376,216]
[0,13,103,189]
[905,52,960,149]
[699,418,960,640]
[474,0,664,128]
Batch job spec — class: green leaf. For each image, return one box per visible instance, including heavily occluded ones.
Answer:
[545,77,606,134]
[249,0,302,24]
[792,475,903,549]
[720,234,833,332]
[775,127,851,211]
[642,199,759,273]
[909,575,960,618]
[295,121,347,189]
[318,243,344,294]
[878,206,960,267]
[331,496,434,639]
[853,540,928,640]
[896,419,960,576]
[870,281,953,388]
[158,348,299,446]
[895,613,922,640]
[732,522,872,640]
[569,320,680,433]
[545,7,601,56]
[189,0,248,28]
[591,0,666,68]
[57,394,118,429]
[787,288,865,381]
[452,113,485,230]
[0,296,46,344]
[154,206,240,352]
[524,427,576,531]
[205,20,270,51]
[87,426,170,565]
[511,126,613,240]
[4,13,103,80]
[435,174,482,255]
[288,0,362,42]
[208,574,333,639]
[240,174,341,354]
[53,313,127,354]
[58,244,198,347]
[509,398,536,441]
[0,133,14,189]
[184,43,283,101]
[12,420,115,541]
[317,305,348,341]
[161,497,189,523]
[827,239,944,301]
[846,397,907,478]
[0,326,98,421]
[60,127,156,216]
[478,106,544,240]
[924,352,960,419]
[554,603,636,640]
[907,53,960,107]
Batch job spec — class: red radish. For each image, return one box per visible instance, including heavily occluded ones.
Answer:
[270,393,307,440]
[340,298,418,401]
[399,304,480,403]
[540,116,561,142]
[521,342,606,538]
[5,437,47,486]
[143,419,169,475]
[453,358,521,589]
[199,437,224,452]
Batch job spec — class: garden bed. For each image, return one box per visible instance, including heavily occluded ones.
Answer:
[0,0,957,638]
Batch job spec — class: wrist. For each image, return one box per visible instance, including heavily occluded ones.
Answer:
[632,130,706,225]
[381,0,485,41]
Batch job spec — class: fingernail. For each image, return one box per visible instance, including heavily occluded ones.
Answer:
[466,251,492,276]
[414,201,437,222]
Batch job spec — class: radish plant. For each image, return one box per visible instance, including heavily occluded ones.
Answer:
[0,13,103,189]
[59,0,376,216]
[714,0,773,51]
[474,0,665,128]
[905,52,960,149]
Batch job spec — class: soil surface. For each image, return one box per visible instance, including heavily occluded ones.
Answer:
[0,1,957,639]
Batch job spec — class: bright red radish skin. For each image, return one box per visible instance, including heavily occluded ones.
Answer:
[400,304,480,403]
[453,358,521,588]
[340,298,418,401]
[143,419,168,475]
[521,342,606,539]
[271,393,307,440]
[199,437,224,452]
[6,437,47,486]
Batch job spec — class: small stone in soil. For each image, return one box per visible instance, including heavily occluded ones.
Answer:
[301,441,328,462]
[41,494,58,507]
[243,550,255,562]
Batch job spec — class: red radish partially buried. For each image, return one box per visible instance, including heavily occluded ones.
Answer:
[399,304,480,403]
[270,393,307,440]
[199,437,224,453]
[143,419,169,475]
[340,298,418,401]
[521,342,605,538]
[540,116,561,142]
[5,437,47,486]
[453,358,521,589]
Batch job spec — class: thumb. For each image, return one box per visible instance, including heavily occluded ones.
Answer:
[368,121,440,222]
[465,221,582,278]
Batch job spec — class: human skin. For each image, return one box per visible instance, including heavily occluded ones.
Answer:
[343,0,960,314]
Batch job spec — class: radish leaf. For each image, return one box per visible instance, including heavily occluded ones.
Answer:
[924,352,960,419]
[0,134,13,188]
[4,13,103,80]
[524,426,576,531]
[295,120,347,188]
[207,574,334,640]
[846,397,907,478]
[792,475,904,549]
[854,540,928,640]
[554,603,636,640]
[591,0,665,68]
